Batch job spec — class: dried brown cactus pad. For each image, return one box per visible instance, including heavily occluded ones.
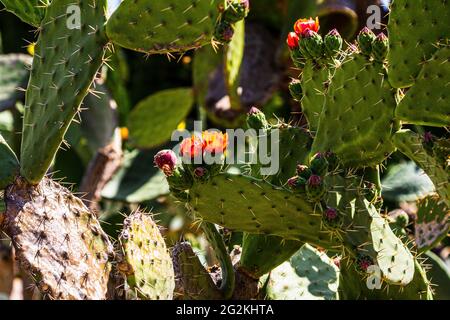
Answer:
[2,177,114,300]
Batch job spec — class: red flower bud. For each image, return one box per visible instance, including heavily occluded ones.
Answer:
[286,32,300,50]
[154,150,178,176]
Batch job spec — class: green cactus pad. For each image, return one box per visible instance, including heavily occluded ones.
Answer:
[187,173,337,248]
[395,45,450,127]
[393,130,449,207]
[266,244,339,300]
[0,134,19,190]
[239,234,303,279]
[127,88,193,148]
[387,0,450,88]
[0,0,50,27]
[106,0,222,54]
[0,54,32,110]
[256,125,312,184]
[224,19,244,109]
[20,0,108,184]
[299,61,330,133]
[118,210,175,300]
[312,54,397,167]
[424,250,450,300]
[414,195,449,253]
[338,257,433,300]
[3,177,114,299]
[368,201,415,285]
[171,242,222,300]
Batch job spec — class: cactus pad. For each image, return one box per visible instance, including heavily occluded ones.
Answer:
[387,0,450,88]
[106,0,222,54]
[2,177,114,299]
[117,211,175,300]
[312,54,397,167]
[0,0,50,27]
[20,0,108,184]
[395,45,450,127]
[393,130,449,207]
[299,61,330,133]
[171,242,222,300]
[414,195,449,252]
[368,201,415,285]
[239,234,303,279]
[187,173,334,247]
[266,244,339,300]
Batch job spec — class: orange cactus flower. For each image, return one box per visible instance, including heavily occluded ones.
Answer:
[180,135,204,159]
[294,17,319,37]
[179,131,228,158]
[202,131,228,155]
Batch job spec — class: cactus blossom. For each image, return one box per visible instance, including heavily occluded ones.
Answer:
[294,17,319,37]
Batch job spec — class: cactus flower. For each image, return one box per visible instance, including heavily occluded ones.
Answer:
[286,32,300,50]
[202,131,228,155]
[294,17,319,37]
[154,150,178,176]
[180,131,228,159]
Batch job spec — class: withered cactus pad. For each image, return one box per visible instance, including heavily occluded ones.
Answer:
[2,177,114,300]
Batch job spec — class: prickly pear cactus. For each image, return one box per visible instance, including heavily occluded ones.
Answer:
[394,44,450,127]
[2,177,114,299]
[387,0,450,88]
[106,0,223,54]
[20,0,108,184]
[311,47,397,167]
[414,195,449,252]
[265,244,339,300]
[171,242,222,300]
[393,130,449,207]
[0,0,50,27]
[117,211,175,300]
